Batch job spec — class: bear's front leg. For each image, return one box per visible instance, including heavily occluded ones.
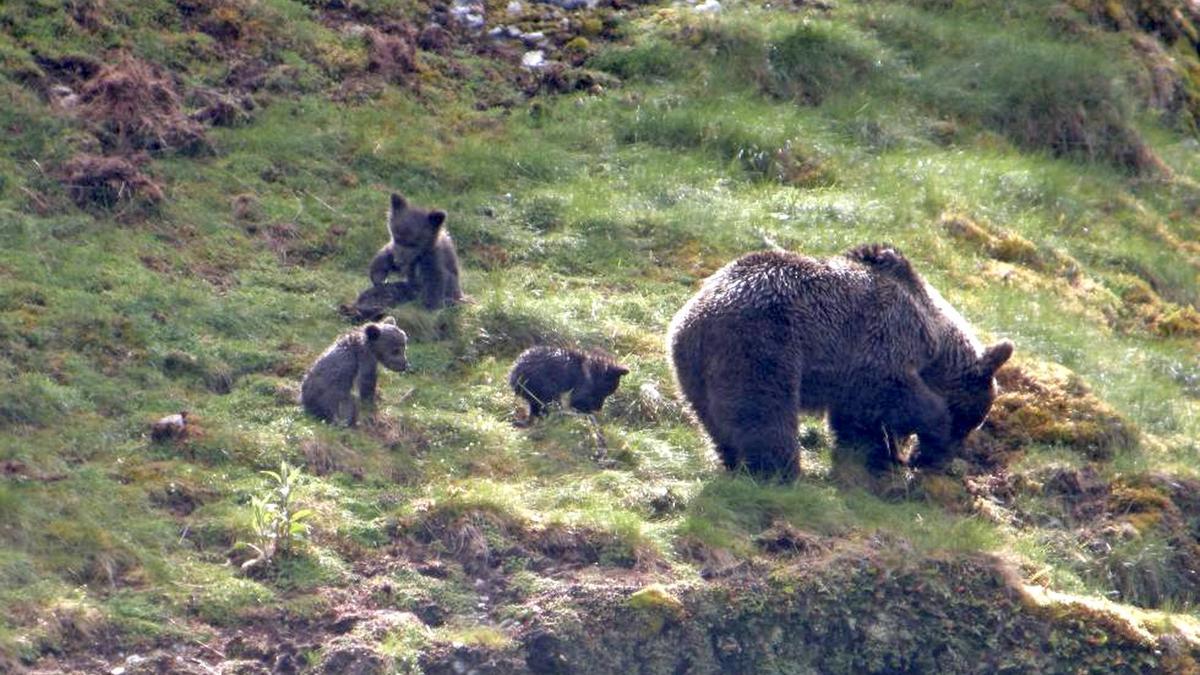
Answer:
[369,246,394,286]
[886,373,956,470]
[356,360,379,427]
[417,257,447,310]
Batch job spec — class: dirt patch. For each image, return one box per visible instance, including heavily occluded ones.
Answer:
[402,505,657,576]
[753,520,831,556]
[968,361,1139,463]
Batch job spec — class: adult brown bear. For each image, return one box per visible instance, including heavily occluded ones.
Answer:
[667,244,1013,480]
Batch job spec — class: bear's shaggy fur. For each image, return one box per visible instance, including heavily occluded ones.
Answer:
[301,317,409,426]
[508,346,629,422]
[368,192,463,310]
[667,245,1013,480]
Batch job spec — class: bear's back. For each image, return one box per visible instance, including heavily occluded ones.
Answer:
[687,250,876,320]
[304,332,363,388]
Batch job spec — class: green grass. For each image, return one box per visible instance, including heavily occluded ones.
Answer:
[2,0,1200,665]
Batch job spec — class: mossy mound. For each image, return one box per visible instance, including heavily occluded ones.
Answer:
[942,212,1043,268]
[1115,273,1200,339]
[972,361,1139,462]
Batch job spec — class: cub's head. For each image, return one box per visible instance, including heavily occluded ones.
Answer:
[568,354,630,413]
[365,316,409,373]
[946,340,1014,441]
[388,192,447,249]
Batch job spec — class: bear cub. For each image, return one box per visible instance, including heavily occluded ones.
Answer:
[301,317,408,426]
[508,346,629,424]
[369,192,463,310]
[667,244,1013,480]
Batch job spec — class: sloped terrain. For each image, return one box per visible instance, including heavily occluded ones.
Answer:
[2,0,1200,672]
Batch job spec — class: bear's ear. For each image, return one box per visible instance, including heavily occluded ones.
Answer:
[365,324,382,342]
[428,210,446,229]
[979,340,1014,376]
[381,315,397,326]
[390,193,407,211]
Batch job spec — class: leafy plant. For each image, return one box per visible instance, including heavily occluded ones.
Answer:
[238,461,315,572]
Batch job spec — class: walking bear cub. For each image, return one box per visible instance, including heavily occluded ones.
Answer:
[508,346,629,424]
[667,244,1013,480]
[368,192,463,310]
[301,317,409,426]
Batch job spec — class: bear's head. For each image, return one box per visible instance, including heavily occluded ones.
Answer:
[365,316,409,373]
[945,340,1014,440]
[388,192,446,249]
[569,355,629,413]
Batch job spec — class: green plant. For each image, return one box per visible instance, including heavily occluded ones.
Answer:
[238,461,315,571]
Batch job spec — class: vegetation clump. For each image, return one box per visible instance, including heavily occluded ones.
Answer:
[942,212,1042,268]
[78,56,209,156]
[58,152,163,214]
[974,362,1139,462]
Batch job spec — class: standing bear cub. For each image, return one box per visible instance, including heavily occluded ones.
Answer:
[301,317,409,426]
[369,192,463,310]
[508,346,629,424]
[667,244,1013,480]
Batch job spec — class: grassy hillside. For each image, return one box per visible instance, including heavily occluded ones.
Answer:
[2,0,1200,671]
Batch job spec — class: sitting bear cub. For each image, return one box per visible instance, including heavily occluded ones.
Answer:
[667,244,1013,480]
[301,317,408,426]
[508,346,629,424]
[368,192,463,310]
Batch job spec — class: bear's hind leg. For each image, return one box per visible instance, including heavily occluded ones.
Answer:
[711,397,800,481]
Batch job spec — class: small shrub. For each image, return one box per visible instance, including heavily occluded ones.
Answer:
[236,461,315,572]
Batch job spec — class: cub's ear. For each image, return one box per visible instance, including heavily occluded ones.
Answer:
[390,193,407,211]
[979,340,1014,376]
[613,365,630,377]
[428,210,446,229]
[365,324,382,342]
[381,316,397,326]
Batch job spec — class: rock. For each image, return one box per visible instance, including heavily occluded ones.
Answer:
[694,0,721,12]
[450,0,485,30]
[522,50,546,68]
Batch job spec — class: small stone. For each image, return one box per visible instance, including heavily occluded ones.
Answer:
[521,50,546,68]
